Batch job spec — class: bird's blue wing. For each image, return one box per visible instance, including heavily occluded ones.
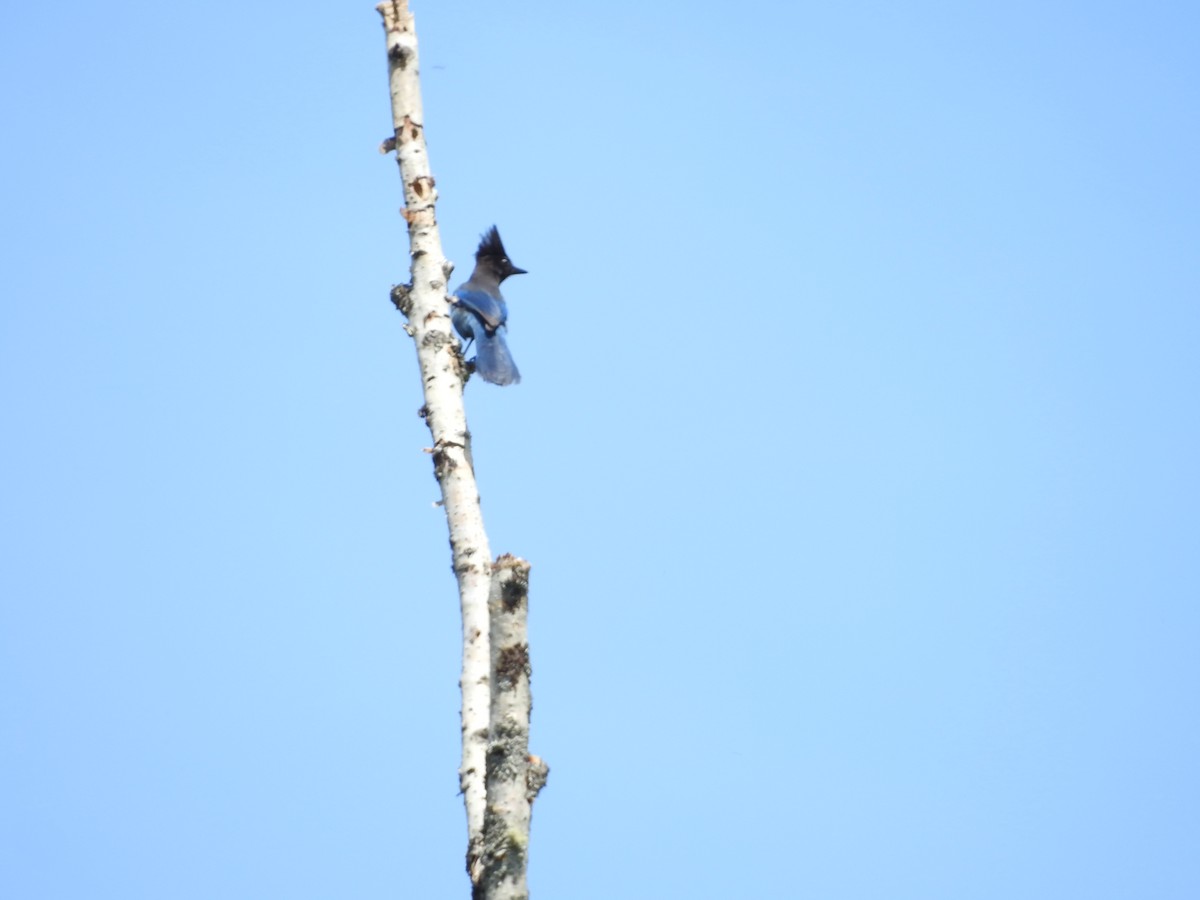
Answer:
[452,289,507,332]
[451,287,519,385]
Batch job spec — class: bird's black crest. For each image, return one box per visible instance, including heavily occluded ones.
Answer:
[476,225,510,261]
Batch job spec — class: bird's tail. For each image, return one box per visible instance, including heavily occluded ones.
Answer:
[474,328,521,386]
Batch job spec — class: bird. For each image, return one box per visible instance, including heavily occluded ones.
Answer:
[450,226,526,386]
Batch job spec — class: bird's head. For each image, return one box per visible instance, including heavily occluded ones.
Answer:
[475,225,527,281]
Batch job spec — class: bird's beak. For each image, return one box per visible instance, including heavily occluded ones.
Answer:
[509,265,528,276]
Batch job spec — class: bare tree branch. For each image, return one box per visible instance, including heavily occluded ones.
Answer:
[376,0,494,883]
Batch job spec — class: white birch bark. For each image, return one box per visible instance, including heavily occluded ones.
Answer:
[376,0,492,883]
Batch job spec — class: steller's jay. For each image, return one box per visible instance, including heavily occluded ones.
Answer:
[451,226,526,386]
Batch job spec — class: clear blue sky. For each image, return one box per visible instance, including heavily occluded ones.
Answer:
[3,2,1198,897]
